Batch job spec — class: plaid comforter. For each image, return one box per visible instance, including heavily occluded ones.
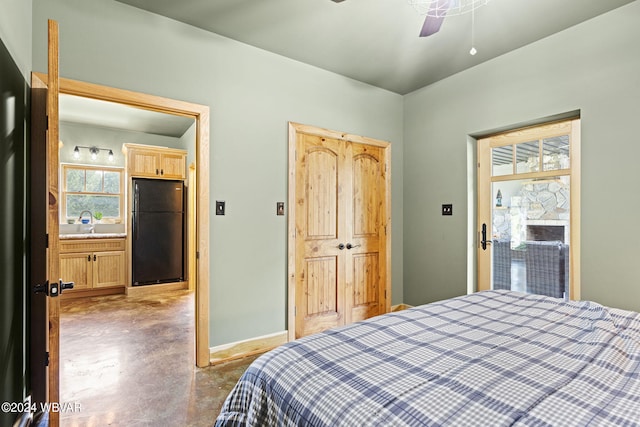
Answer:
[215,291,640,426]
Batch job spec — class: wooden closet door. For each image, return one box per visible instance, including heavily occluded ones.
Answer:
[345,143,386,324]
[291,124,391,339]
[294,134,346,337]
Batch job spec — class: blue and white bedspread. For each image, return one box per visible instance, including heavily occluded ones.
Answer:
[215,291,640,426]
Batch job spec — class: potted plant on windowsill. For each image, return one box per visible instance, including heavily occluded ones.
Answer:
[94,211,103,223]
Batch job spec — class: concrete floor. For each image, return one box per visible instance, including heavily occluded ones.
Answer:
[60,290,257,427]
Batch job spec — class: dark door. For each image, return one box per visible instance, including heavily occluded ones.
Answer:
[29,67,49,415]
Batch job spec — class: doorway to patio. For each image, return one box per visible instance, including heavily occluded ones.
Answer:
[477,118,581,299]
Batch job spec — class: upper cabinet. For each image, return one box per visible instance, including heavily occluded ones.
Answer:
[124,143,187,180]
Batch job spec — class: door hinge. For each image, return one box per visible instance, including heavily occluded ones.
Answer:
[385,290,387,299]
[45,233,49,249]
[46,116,49,130]
[45,351,49,367]
[196,251,200,259]
[294,306,297,316]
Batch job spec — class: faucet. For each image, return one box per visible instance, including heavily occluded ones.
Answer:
[78,210,93,223]
[78,210,95,233]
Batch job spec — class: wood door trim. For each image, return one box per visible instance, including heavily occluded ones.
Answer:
[47,21,61,426]
[35,73,211,367]
[287,122,391,341]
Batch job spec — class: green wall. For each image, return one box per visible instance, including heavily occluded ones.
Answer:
[59,121,186,167]
[403,2,640,311]
[32,0,404,346]
[0,0,32,79]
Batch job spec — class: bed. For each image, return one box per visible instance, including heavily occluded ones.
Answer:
[215,290,640,426]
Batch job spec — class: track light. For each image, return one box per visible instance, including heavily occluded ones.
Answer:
[72,145,115,162]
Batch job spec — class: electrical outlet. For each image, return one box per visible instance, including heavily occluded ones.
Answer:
[216,201,225,215]
[442,204,453,216]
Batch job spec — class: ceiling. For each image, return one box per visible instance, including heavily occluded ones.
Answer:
[61,0,633,133]
[113,0,635,95]
[59,93,194,137]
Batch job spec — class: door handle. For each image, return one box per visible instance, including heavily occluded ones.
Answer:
[33,280,49,296]
[346,243,361,250]
[33,279,73,297]
[480,223,492,251]
[337,243,345,250]
[59,279,75,293]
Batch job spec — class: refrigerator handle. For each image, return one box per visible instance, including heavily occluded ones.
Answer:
[133,182,139,240]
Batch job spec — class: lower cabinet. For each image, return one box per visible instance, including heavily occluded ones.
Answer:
[59,238,126,297]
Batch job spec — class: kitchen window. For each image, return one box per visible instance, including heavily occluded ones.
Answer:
[61,164,124,223]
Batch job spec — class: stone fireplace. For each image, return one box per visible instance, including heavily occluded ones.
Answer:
[526,223,568,243]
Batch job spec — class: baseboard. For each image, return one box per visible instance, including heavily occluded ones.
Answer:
[209,331,288,365]
[61,286,125,300]
[391,303,414,312]
[125,281,188,296]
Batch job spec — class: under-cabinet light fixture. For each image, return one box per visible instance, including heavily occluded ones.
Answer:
[73,145,115,162]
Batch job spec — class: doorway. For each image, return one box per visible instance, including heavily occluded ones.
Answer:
[477,118,581,299]
[287,122,391,340]
[32,71,211,426]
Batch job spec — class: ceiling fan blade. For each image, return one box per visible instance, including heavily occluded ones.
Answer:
[419,0,451,37]
[420,15,446,37]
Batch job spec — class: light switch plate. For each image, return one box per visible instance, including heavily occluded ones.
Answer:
[216,201,225,215]
[276,202,285,216]
[442,204,453,216]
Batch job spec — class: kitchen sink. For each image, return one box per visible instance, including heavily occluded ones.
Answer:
[59,223,126,236]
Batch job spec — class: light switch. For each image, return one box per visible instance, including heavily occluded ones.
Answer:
[216,201,225,215]
[276,202,285,216]
[442,204,453,216]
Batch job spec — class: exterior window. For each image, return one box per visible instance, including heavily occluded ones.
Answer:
[61,164,124,223]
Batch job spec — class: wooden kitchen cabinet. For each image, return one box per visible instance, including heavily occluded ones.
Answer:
[124,143,187,179]
[59,238,127,298]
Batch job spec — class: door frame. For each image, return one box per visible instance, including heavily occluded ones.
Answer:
[33,73,212,367]
[287,122,392,341]
[476,118,581,299]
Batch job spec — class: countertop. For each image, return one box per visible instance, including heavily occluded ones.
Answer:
[59,233,127,240]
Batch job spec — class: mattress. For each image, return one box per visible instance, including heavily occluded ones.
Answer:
[215,290,640,426]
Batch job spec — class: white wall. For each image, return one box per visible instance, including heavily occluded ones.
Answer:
[32,0,404,346]
[403,2,640,311]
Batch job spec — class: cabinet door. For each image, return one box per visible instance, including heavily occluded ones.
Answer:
[160,152,186,179]
[129,149,160,177]
[93,251,126,288]
[60,253,92,290]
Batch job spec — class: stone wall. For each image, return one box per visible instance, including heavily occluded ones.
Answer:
[493,179,570,244]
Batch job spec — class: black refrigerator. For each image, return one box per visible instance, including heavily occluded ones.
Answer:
[132,178,185,286]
